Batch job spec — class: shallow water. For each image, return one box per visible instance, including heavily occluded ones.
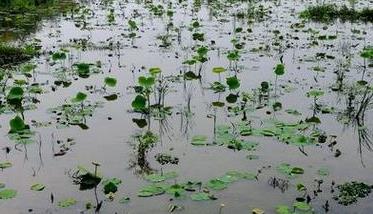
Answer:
[0,0,373,213]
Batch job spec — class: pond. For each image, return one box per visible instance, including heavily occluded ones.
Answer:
[0,0,373,213]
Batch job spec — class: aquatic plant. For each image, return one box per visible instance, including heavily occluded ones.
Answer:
[300,4,373,22]
[334,181,373,205]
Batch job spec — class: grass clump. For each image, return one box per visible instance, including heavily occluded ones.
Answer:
[300,4,373,22]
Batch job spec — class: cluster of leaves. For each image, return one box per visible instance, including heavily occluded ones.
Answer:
[138,170,256,200]
[333,181,373,205]
[155,153,179,165]
[276,163,304,178]
[275,201,313,214]
[300,4,373,22]
[250,120,325,146]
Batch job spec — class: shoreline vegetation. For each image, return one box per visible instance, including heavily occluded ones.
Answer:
[0,43,39,67]
[300,4,373,22]
[0,0,77,41]
[0,0,77,66]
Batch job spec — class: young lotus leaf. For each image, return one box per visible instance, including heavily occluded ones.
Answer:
[52,52,66,61]
[132,118,147,128]
[226,76,240,90]
[261,81,269,92]
[212,101,225,107]
[119,196,130,204]
[131,95,147,110]
[58,198,77,208]
[103,178,122,186]
[206,179,227,190]
[217,174,240,183]
[104,77,117,87]
[184,71,199,80]
[138,76,155,88]
[191,135,208,145]
[273,102,282,111]
[210,82,226,92]
[7,87,24,102]
[0,189,17,199]
[103,181,118,194]
[227,50,240,61]
[30,183,45,191]
[190,192,211,201]
[360,48,373,59]
[277,163,304,178]
[317,167,329,176]
[138,184,166,197]
[291,167,304,174]
[0,162,12,169]
[226,171,257,180]
[128,19,138,30]
[166,184,186,197]
[104,94,118,101]
[252,208,265,214]
[293,201,312,212]
[275,205,291,214]
[212,67,225,74]
[306,89,324,98]
[9,116,26,132]
[305,116,321,124]
[226,93,238,103]
[149,67,162,75]
[76,63,90,78]
[285,109,302,116]
[274,63,285,76]
[71,92,87,103]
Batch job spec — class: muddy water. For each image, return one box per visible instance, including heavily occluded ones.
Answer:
[0,0,373,213]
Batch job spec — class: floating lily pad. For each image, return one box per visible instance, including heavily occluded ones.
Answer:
[104,77,117,87]
[138,184,166,197]
[206,179,227,190]
[0,161,12,169]
[191,135,208,145]
[0,189,17,199]
[31,183,45,191]
[58,198,77,208]
[190,192,211,201]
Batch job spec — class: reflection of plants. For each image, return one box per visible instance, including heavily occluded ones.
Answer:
[337,84,373,166]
